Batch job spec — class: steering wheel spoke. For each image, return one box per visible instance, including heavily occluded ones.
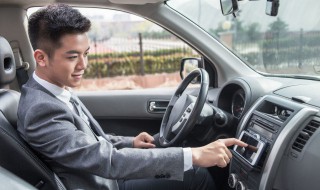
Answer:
[171,103,194,134]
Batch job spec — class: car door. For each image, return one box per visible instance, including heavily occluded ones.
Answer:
[78,88,175,137]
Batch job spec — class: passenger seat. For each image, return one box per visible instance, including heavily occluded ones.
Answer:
[0,36,66,190]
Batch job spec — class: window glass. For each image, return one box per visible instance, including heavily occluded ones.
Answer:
[167,0,320,79]
[79,9,200,91]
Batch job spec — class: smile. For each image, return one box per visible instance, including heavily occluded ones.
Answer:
[72,74,83,78]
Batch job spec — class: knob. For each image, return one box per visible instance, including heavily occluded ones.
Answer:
[253,133,260,140]
[236,181,246,190]
[228,173,238,188]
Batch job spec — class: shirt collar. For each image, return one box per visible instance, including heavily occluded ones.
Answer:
[33,72,72,105]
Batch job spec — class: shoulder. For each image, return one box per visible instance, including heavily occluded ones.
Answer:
[20,88,56,112]
[17,85,75,138]
[18,82,71,120]
[20,79,64,108]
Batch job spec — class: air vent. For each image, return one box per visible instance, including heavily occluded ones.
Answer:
[292,120,320,152]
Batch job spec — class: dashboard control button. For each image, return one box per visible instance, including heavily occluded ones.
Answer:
[228,173,238,188]
[253,133,260,140]
[290,152,298,158]
[236,181,247,190]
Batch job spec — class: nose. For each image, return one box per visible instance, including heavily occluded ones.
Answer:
[77,55,87,70]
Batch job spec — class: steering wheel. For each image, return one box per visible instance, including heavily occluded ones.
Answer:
[159,68,209,147]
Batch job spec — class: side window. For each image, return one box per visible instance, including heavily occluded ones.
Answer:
[77,8,199,91]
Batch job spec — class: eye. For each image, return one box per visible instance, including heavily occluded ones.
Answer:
[67,56,78,60]
[84,52,89,57]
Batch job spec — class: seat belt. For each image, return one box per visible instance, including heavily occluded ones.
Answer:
[12,47,29,89]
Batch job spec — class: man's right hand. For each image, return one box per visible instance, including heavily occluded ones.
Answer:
[191,138,247,168]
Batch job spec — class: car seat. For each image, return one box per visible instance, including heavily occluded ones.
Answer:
[0,36,66,190]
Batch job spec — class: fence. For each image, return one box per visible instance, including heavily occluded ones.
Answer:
[86,30,320,78]
[86,33,198,78]
[233,30,320,73]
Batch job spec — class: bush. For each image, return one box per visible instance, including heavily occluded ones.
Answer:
[85,48,197,78]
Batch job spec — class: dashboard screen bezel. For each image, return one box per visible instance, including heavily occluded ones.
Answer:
[233,131,266,166]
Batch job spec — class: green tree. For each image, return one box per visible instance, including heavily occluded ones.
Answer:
[232,19,244,33]
[268,18,288,36]
[246,23,261,42]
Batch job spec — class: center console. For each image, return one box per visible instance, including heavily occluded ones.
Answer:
[228,95,303,190]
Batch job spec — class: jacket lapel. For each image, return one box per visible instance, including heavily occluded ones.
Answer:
[25,77,98,140]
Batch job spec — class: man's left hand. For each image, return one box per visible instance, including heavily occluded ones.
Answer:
[133,132,156,148]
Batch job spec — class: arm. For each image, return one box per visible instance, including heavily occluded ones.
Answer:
[106,131,155,149]
[104,131,155,149]
[191,138,248,168]
[21,102,184,180]
[105,134,135,148]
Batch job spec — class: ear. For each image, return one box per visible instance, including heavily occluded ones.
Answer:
[34,49,48,67]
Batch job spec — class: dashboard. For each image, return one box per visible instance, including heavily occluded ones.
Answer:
[207,76,320,190]
[231,89,246,119]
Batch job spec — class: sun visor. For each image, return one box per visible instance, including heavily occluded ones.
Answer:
[109,0,165,5]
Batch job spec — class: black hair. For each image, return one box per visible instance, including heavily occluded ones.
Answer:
[28,4,91,57]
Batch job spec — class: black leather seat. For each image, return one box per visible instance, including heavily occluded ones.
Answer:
[0,36,66,190]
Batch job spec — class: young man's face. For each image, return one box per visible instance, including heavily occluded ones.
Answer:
[37,33,90,88]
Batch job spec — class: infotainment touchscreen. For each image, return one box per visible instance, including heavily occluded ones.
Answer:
[233,131,265,166]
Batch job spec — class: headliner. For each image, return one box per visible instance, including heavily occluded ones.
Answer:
[0,0,166,8]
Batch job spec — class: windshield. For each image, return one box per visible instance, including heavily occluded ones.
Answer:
[167,0,320,79]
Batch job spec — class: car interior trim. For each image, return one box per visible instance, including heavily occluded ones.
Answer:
[260,105,318,190]
[236,96,264,136]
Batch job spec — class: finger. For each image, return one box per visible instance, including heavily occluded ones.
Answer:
[219,151,230,164]
[222,138,248,147]
[141,132,154,143]
[225,147,232,159]
[140,142,156,148]
[217,159,227,168]
[144,134,155,143]
[224,154,230,164]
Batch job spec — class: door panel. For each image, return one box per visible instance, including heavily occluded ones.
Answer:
[77,88,175,136]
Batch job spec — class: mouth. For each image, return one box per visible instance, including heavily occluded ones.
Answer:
[72,73,83,79]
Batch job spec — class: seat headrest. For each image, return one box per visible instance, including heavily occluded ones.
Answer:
[0,36,16,88]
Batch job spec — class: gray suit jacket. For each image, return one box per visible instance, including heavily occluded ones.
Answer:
[17,77,184,190]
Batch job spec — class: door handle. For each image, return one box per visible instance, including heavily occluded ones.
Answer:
[148,101,168,113]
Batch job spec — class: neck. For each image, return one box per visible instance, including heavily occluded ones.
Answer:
[35,69,65,89]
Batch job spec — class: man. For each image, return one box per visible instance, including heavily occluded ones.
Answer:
[17,4,247,190]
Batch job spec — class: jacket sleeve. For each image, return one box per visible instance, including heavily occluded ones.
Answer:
[105,134,134,149]
[19,101,184,181]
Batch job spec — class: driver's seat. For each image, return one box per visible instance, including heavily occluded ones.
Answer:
[0,36,66,190]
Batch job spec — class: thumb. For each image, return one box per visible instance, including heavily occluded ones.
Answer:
[140,141,156,148]
[142,133,155,143]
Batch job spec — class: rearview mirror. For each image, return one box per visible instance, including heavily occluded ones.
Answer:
[220,0,238,15]
[266,0,279,16]
[180,57,203,81]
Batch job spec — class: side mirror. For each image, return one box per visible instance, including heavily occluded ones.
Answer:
[180,57,203,81]
[220,0,239,16]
